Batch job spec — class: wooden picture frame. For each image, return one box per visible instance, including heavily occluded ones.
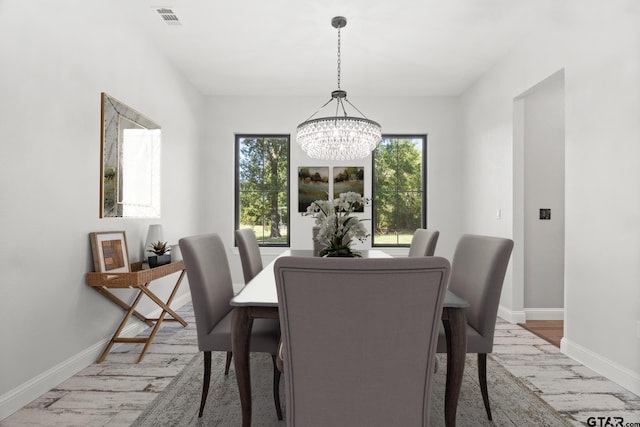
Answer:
[89,231,130,273]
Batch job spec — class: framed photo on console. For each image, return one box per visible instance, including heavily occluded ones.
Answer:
[89,231,130,273]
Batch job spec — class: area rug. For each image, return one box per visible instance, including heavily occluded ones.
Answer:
[133,352,571,426]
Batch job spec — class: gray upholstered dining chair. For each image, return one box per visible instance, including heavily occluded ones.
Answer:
[408,228,440,257]
[235,228,263,283]
[436,234,514,421]
[274,256,451,427]
[179,233,282,419]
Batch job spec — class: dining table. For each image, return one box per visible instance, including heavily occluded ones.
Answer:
[230,249,469,427]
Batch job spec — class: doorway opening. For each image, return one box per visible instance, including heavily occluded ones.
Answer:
[513,70,566,341]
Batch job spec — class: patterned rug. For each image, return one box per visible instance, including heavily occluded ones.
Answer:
[133,352,572,426]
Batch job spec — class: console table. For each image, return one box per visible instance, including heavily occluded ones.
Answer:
[86,260,187,363]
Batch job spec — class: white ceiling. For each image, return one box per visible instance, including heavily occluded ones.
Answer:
[127,0,562,97]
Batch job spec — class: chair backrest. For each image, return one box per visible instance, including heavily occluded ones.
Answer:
[179,233,234,349]
[408,229,440,257]
[449,234,514,349]
[235,228,263,283]
[274,256,450,427]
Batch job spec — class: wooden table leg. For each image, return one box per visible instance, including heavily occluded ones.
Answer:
[94,287,154,327]
[138,283,188,327]
[136,271,187,362]
[232,307,254,427]
[87,263,187,364]
[97,289,146,363]
[442,307,467,427]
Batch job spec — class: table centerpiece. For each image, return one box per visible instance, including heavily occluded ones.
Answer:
[304,191,370,257]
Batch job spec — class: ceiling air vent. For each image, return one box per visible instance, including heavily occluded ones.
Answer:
[155,8,181,25]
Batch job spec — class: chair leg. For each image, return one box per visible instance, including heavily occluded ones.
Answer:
[272,355,283,420]
[199,351,212,418]
[478,353,492,420]
[224,351,233,375]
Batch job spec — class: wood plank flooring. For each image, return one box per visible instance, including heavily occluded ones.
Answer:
[4,308,640,426]
[518,320,563,347]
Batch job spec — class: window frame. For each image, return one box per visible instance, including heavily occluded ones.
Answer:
[371,134,427,247]
[234,134,291,247]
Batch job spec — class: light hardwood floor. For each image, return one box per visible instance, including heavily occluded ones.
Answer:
[519,320,564,347]
[2,305,640,426]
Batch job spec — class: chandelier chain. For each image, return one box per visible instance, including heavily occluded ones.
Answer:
[337,27,341,90]
[295,16,382,160]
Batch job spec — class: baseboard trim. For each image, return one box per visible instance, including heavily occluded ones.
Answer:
[497,306,564,322]
[497,305,526,324]
[0,292,192,421]
[524,308,564,321]
[561,337,640,396]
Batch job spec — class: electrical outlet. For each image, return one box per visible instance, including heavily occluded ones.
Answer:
[637,321,640,339]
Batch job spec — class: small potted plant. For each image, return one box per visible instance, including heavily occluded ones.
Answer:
[148,241,171,268]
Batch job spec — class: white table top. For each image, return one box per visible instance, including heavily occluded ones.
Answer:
[230,249,468,309]
[231,249,390,307]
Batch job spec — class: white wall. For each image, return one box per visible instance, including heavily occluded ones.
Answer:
[0,1,204,418]
[202,96,463,283]
[459,0,640,393]
[522,73,565,311]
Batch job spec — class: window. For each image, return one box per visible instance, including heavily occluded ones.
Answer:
[372,135,427,246]
[235,135,290,246]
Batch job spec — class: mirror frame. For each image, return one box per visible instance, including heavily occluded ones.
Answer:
[100,92,161,218]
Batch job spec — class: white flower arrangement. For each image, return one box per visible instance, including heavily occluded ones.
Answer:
[304,192,370,257]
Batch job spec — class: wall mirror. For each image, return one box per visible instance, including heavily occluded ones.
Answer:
[100,92,161,218]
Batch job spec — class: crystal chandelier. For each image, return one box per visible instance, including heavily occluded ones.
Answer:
[296,16,382,161]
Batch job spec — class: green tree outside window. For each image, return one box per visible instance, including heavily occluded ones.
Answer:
[235,135,290,246]
[372,136,426,246]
